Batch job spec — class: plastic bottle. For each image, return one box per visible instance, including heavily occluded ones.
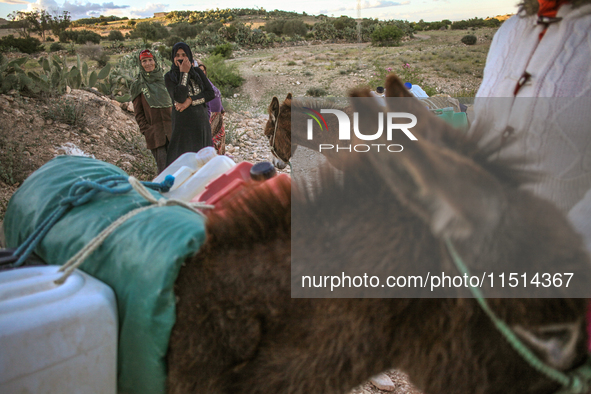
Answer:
[404,82,429,98]
[163,155,236,201]
[153,147,217,188]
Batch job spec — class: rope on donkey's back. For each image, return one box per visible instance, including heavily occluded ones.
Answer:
[5,174,213,282]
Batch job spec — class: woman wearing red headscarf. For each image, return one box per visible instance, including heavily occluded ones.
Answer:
[130,49,172,174]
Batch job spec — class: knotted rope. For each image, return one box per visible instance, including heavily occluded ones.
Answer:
[54,176,212,284]
[8,174,212,281]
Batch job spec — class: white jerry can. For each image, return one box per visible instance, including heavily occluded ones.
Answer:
[0,266,118,394]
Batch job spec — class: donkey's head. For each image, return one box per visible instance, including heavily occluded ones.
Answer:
[343,74,591,393]
[264,93,293,163]
[263,76,591,393]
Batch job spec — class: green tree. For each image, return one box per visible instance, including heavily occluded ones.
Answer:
[50,11,72,38]
[169,22,200,39]
[131,22,170,44]
[7,11,36,38]
[370,24,404,46]
[333,15,356,31]
[107,30,124,41]
[283,19,307,37]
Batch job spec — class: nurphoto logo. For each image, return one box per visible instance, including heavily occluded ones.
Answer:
[305,108,418,153]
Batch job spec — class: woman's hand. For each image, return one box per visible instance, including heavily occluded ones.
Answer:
[175,97,192,112]
[178,58,191,73]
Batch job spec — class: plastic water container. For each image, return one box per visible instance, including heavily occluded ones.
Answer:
[153,147,217,190]
[0,266,118,394]
[193,161,278,208]
[193,161,254,207]
[404,82,429,98]
[433,107,469,131]
[163,155,236,201]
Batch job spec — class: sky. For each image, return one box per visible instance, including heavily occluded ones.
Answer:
[0,0,519,23]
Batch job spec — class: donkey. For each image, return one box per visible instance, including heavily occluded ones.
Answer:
[167,75,591,394]
[263,92,354,168]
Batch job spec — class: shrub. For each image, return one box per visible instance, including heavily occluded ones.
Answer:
[165,35,183,47]
[313,21,338,40]
[0,133,28,186]
[169,22,200,39]
[461,34,477,45]
[333,16,357,31]
[265,19,285,35]
[212,43,233,58]
[46,37,55,42]
[371,25,404,46]
[202,54,244,97]
[156,45,171,60]
[107,30,124,41]
[49,42,65,52]
[76,29,102,44]
[0,35,44,54]
[42,98,86,127]
[287,60,296,66]
[58,30,78,43]
[77,43,110,67]
[283,19,307,37]
[306,87,327,97]
[131,21,169,43]
[205,21,223,33]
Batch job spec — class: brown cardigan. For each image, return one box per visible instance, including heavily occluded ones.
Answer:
[133,93,172,150]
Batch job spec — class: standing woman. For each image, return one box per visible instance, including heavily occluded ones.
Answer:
[165,42,215,166]
[130,49,172,174]
[197,61,226,155]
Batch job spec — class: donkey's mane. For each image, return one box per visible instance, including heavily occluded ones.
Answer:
[204,176,291,249]
[290,94,534,188]
[289,97,349,112]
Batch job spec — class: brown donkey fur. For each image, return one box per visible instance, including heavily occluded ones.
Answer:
[168,75,591,394]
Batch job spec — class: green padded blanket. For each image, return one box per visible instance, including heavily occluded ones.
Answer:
[4,155,208,394]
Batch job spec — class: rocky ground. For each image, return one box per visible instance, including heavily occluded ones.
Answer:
[0,88,290,220]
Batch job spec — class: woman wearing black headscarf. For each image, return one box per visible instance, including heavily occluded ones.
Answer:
[164,42,215,166]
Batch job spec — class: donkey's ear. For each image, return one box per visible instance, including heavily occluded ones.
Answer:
[286,93,292,100]
[385,74,414,98]
[269,96,280,122]
[368,140,505,240]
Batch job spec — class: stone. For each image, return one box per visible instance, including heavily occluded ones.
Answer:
[66,86,71,94]
[120,161,132,170]
[46,119,53,125]
[90,134,101,140]
[369,373,396,392]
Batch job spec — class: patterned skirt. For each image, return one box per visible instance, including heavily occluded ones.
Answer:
[210,112,225,155]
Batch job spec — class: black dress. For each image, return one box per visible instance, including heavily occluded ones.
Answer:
[164,66,215,166]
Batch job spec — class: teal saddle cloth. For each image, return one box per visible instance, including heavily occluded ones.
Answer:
[4,155,207,394]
